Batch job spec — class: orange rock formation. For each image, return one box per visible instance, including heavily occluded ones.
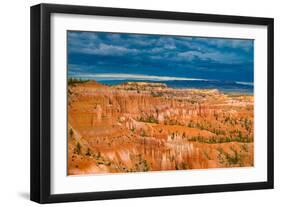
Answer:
[67,81,254,175]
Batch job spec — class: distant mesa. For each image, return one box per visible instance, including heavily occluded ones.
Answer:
[69,78,108,88]
[115,81,168,90]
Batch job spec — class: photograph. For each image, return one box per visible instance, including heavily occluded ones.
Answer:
[29,3,274,203]
[67,31,254,175]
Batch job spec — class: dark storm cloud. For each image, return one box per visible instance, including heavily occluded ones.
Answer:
[67,31,254,82]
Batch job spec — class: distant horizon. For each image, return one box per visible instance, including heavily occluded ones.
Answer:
[68,73,254,94]
[68,73,253,85]
[67,31,254,83]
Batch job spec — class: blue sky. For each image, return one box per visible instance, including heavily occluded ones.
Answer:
[67,31,254,82]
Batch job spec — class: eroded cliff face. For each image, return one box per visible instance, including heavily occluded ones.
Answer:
[67,81,254,175]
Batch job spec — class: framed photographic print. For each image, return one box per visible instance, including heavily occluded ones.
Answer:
[30,3,274,203]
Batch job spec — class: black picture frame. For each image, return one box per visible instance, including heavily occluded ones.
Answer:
[30,3,274,204]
